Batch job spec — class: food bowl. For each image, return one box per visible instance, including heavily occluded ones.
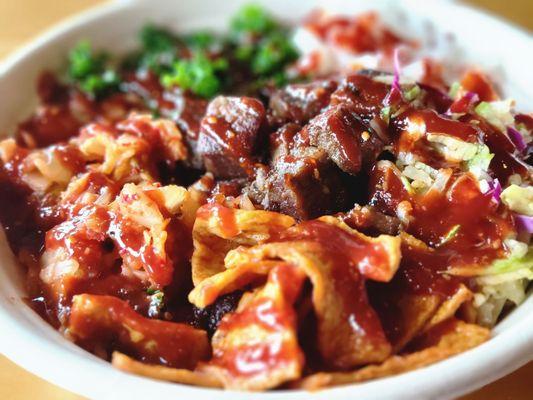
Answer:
[0,0,531,399]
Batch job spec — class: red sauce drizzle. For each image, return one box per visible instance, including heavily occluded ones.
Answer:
[197,203,239,237]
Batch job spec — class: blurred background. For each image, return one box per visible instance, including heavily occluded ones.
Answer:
[0,1,531,399]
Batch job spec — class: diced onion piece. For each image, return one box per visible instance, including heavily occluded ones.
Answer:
[392,47,402,94]
[507,127,527,152]
[515,214,533,233]
[488,178,502,204]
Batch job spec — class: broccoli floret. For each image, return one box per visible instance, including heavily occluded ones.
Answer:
[161,53,228,98]
[230,4,277,36]
[68,40,119,98]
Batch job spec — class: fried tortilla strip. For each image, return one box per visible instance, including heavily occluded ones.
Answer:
[423,284,473,332]
[294,320,490,390]
[191,204,295,285]
[221,218,401,369]
[189,261,278,308]
[200,263,306,391]
[317,216,401,282]
[69,294,210,369]
[112,352,222,388]
[370,290,442,353]
[191,216,401,370]
[369,233,473,353]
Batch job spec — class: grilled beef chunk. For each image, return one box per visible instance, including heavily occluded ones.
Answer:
[192,291,243,337]
[197,96,266,178]
[341,204,402,236]
[268,79,337,127]
[269,123,302,162]
[247,149,351,220]
[301,103,387,174]
[330,74,390,124]
[162,89,208,169]
[247,122,354,220]
[246,99,388,220]
[300,104,365,174]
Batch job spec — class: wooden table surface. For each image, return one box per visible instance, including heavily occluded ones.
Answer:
[0,0,531,399]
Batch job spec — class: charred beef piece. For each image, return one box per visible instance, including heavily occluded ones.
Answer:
[269,123,302,162]
[247,123,353,220]
[246,101,387,220]
[247,149,351,220]
[160,88,208,169]
[268,79,338,127]
[197,96,266,178]
[301,103,386,174]
[341,204,401,236]
[192,291,243,336]
[300,104,362,175]
[17,72,86,147]
[330,74,391,124]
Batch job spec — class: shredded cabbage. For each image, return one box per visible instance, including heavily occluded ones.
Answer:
[400,161,437,193]
[448,81,461,99]
[473,244,532,327]
[482,246,532,276]
[426,133,493,179]
[474,99,515,131]
[501,185,533,216]
[474,278,529,327]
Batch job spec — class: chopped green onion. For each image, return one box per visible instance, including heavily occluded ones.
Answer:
[438,224,461,247]
[161,53,228,98]
[140,25,176,53]
[449,82,461,99]
[381,106,391,125]
[404,85,421,102]
[67,40,119,98]
[184,31,217,50]
[251,32,298,76]
[230,4,277,36]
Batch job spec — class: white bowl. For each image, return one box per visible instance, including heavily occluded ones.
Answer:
[0,1,531,399]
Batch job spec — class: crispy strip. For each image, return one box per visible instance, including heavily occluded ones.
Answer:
[69,294,210,369]
[112,352,223,388]
[423,284,473,332]
[388,294,442,353]
[188,261,276,308]
[294,320,489,390]
[317,216,401,282]
[201,263,306,391]
[192,204,295,285]
[224,241,392,369]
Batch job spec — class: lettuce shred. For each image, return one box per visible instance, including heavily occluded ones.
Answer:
[473,244,532,327]
[501,184,533,216]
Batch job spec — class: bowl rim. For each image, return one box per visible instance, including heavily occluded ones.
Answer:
[0,1,532,399]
